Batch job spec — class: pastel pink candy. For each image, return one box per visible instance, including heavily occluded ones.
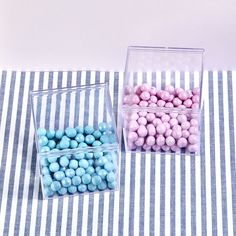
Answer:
[140,83,150,92]
[140,91,150,101]
[177,114,187,123]
[139,100,148,107]
[182,130,190,138]
[143,144,152,151]
[152,145,161,151]
[156,135,165,146]
[192,87,200,95]
[192,103,199,110]
[177,137,188,148]
[167,94,174,102]
[171,145,180,152]
[128,120,139,131]
[161,114,170,122]
[166,136,175,146]
[156,112,165,117]
[150,95,157,103]
[152,118,162,127]
[189,126,198,134]
[161,145,170,151]
[186,89,193,98]
[139,111,147,117]
[190,119,198,126]
[181,121,191,130]
[147,124,156,136]
[123,95,132,105]
[183,99,192,108]
[175,88,184,95]
[131,94,140,104]
[146,113,155,122]
[146,136,156,146]
[124,86,133,95]
[135,137,145,146]
[188,134,198,144]
[159,91,170,101]
[156,124,166,134]
[138,117,147,125]
[170,113,178,118]
[178,105,186,109]
[178,91,188,101]
[169,118,178,127]
[163,122,170,130]
[150,87,157,95]
[172,125,182,131]
[149,103,157,107]
[173,98,182,107]
[187,144,198,153]
[134,85,142,95]
[172,130,182,139]
[165,102,174,108]
[157,100,166,107]
[130,112,139,120]
[128,131,138,142]
[165,129,172,137]
[128,141,136,150]
[165,85,175,94]
[137,125,148,137]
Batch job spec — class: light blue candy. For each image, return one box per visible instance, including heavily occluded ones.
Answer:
[95,166,102,173]
[109,134,117,143]
[79,142,88,148]
[60,167,66,172]
[65,127,77,138]
[107,122,114,131]
[73,153,85,160]
[88,160,94,166]
[108,181,116,189]
[75,126,84,134]
[59,156,69,167]
[48,140,56,149]
[70,140,78,149]
[43,174,53,186]
[49,162,60,172]
[76,167,86,176]
[44,187,54,197]
[78,184,87,193]
[103,130,113,136]
[61,177,72,187]
[85,135,95,145]
[50,181,61,192]
[40,156,49,166]
[47,156,58,163]
[86,166,95,175]
[42,167,50,175]
[85,152,93,159]
[56,143,61,149]
[100,156,109,165]
[82,174,91,184]
[68,185,77,194]
[65,168,75,178]
[92,141,102,147]
[37,128,47,136]
[100,134,110,144]
[104,153,113,162]
[92,175,102,185]
[75,133,84,143]
[54,171,65,181]
[39,136,49,146]
[46,129,55,139]
[97,180,107,191]
[69,160,79,169]
[59,140,70,149]
[93,130,102,139]
[104,162,114,172]
[94,152,103,159]
[40,146,50,153]
[97,169,107,179]
[79,159,89,169]
[98,122,108,132]
[58,187,67,195]
[84,125,94,135]
[95,158,104,167]
[106,172,116,182]
[72,176,81,185]
[55,130,64,139]
[61,135,70,141]
[87,183,97,192]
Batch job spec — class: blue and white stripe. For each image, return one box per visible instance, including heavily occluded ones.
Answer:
[0,70,236,236]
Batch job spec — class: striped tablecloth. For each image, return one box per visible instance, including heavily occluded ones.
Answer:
[0,70,236,236]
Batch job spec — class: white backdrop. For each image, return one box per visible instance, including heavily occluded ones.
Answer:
[0,0,236,70]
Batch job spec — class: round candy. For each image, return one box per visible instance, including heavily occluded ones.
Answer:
[128,132,138,142]
[100,134,110,144]
[97,169,108,179]
[48,140,56,149]
[177,137,188,148]
[43,175,53,186]
[65,127,77,138]
[78,142,88,148]
[49,162,60,172]
[92,175,102,185]
[54,171,65,181]
[46,129,55,139]
[82,174,91,184]
[50,181,61,192]
[177,114,187,123]
[79,159,89,169]
[130,112,139,120]
[70,140,78,149]
[137,117,147,126]
[104,162,114,172]
[140,91,150,101]
[69,160,79,169]
[187,144,198,153]
[172,130,182,139]
[161,114,170,122]
[59,156,69,167]
[47,156,57,163]
[156,124,166,135]
[106,172,116,182]
[92,140,102,147]
[137,125,148,137]
[86,166,95,175]
[182,130,190,138]
[42,167,50,175]
[38,136,48,147]
[55,130,64,139]
[74,153,85,160]
[85,135,95,145]
[178,91,188,101]
[189,126,198,134]
[157,100,166,107]
[37,128,47,136]
[165,85,175,94]
[173,98,182,107]
[135,137,145,146]
[76,167,86,176]
[146,136,155,146]
[128,120,139,131]
[59,140,70,149]
[75,126,84,134]
[85,152,94,159]
[166,136,175,147]
[87,183,97,192]
[159,91,170,101]
[188,134,198,144]
[97,181,107,191]
[75,133,85,143]
[72,176,81,185]
[147,124,156,136]
[108,181,116,189]
[68,185,77,194]
[58,187,67,195]
[181,121,191,130]
[40,156,49,167]
[165,102,174,108]
[40,146,50,153]
[88,159,94,166]
[156,135,165,146]
[44,187,54,197]
[94,152,103,159]
[93,130,102,139]
[61,177,72,187]
[84,125,94,135]
[98,122,108,132]
[65,168,75,178]
[78,184,87,193]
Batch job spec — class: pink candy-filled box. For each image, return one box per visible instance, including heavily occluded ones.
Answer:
[121,46,204,155]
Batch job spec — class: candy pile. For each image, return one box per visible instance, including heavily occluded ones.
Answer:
[123,83,200,153]
[41,151,117,197]
[123,83,200,109]
[37,122,117,153]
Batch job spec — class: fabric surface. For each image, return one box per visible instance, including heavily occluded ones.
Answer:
[0,70,236,236]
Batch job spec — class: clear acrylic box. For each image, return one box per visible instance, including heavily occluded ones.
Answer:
[30,83,119,199]
[122,46,204,155]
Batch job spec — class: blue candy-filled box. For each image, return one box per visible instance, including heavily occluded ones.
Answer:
[30,83,119,199]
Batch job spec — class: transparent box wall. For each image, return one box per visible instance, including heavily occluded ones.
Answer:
[122,46,204,155]
[31,83,119,199]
